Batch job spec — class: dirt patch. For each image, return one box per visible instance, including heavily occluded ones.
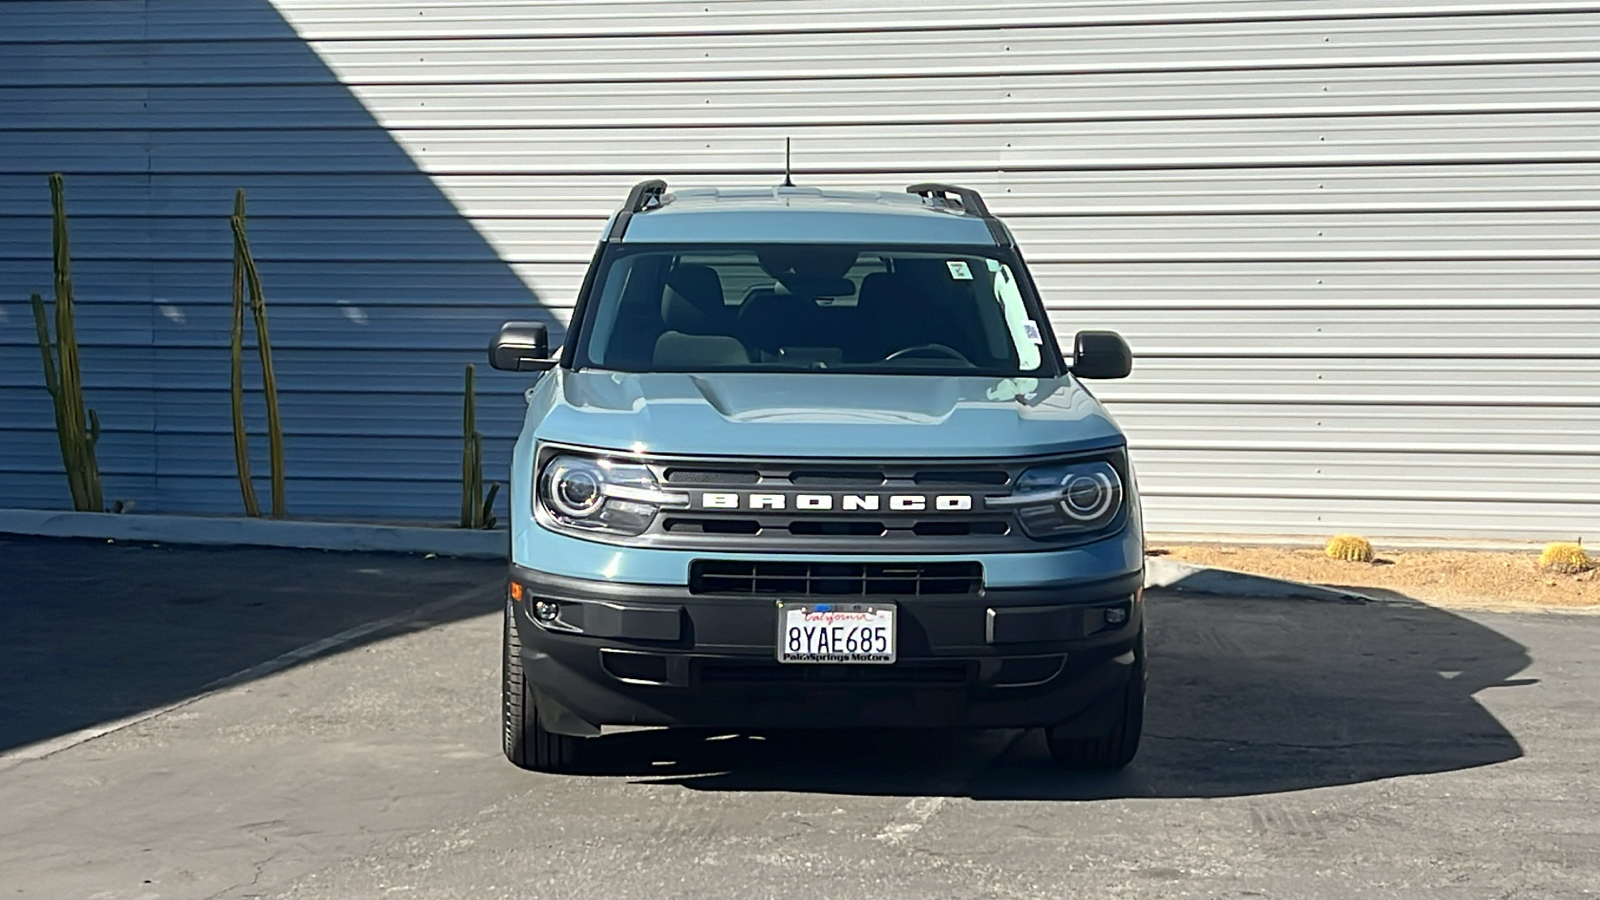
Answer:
[1153,544,1599,611]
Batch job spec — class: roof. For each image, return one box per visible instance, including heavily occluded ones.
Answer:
[618,186,1000,245]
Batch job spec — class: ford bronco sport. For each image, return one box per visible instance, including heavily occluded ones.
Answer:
[490,181,1143,773]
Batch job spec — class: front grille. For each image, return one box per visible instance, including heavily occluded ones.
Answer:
[543,448,1125,553]
[788,520,886,536]
[698,660,970,685]
[913,469,1009,485]
[647,457,1031,552]
[911,520,1009,536]
[788,469,885,486]
[689,560,983,596]
[663,517,761,535]
[664,468,760,485]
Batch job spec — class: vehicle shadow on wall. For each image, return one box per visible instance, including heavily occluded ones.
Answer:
[592,588,1530,800]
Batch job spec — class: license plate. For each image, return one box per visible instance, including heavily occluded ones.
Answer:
[776,602,896,664]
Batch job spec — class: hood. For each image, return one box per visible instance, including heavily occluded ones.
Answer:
[528,370,1124,458]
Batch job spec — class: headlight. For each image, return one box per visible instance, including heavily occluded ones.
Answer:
[544,457,605,518]
[538,454,688,536]
[986,459,1124,537]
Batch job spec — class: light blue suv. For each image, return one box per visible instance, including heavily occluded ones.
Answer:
[490,181,1143,772]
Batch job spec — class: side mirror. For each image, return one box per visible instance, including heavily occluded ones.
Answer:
[1070,330,1132,379]
[489,321,555,372]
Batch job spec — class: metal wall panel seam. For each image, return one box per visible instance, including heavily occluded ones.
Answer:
[265,2,1600,39]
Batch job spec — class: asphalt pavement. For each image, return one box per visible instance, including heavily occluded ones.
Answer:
[0,537,1595,899]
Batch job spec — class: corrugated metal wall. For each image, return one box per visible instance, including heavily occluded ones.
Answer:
[4,1,1597,539]
[0,0,557,521]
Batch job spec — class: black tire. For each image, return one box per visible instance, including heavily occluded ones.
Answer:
[503,600,581,772]
[1045,644,1145,771]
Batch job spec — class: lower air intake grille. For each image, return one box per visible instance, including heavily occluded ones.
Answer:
[698,660,970,685]
[689,560,982,596]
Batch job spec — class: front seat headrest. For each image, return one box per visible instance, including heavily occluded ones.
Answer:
[660,264,728,335]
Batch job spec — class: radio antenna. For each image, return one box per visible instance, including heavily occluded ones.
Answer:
[782,137,794,187]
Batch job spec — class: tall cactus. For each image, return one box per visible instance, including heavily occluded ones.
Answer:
[460,364,498,529]
[229,191,286,518]
[228,191,260,517]
[461,364,482,527]
[29,173,103,512]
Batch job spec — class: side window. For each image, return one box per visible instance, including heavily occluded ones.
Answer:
[987,259,1043,371]
[584,255,638,365]
[591,253,670,368]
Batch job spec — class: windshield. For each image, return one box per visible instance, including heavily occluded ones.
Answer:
[573,244,1055,376]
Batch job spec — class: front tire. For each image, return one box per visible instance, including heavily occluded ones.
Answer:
[503,599,581,772]
[1046,639,1145,770]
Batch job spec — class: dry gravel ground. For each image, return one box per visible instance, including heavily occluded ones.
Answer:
[1155,544,1600,611]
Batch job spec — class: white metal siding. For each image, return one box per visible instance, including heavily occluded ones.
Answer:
[3,1,1597,540]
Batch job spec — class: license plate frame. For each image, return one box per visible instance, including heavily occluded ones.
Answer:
[775,601,897,664]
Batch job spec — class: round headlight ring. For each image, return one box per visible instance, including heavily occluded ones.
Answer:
[1060,471,1115,521]
[545,459,605,518]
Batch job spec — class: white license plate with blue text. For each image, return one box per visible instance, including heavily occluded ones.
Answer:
[776,602,896,664]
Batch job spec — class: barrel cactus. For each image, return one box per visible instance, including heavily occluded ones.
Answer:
[1325,534,1374,563]
[1539,542,1590,575]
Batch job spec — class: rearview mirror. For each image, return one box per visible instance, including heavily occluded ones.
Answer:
[1070,330,1132,380]
[489,321,555,372]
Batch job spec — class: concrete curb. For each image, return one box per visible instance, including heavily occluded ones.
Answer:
[1144,556,1375,603]
[0,508,508,559]
[1145,532,1550,553]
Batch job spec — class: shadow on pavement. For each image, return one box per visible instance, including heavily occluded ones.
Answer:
[577,588,1529,799]
[0,536,502,754]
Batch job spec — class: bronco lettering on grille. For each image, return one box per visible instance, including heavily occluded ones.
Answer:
[694,492,974,512]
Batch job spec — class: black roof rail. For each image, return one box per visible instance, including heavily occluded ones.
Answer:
[607,178,669,240]
[624,179,668,213]
[906,183,991,218]
[907,183,1012,246]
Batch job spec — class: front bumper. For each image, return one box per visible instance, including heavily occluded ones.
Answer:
[511,563,1143,735]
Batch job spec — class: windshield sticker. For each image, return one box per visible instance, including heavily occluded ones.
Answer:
[990,262,1043,371]
[946,260,973,280]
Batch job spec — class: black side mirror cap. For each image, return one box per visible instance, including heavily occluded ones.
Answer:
[489,321,556,372]
[1070,330,1132,379]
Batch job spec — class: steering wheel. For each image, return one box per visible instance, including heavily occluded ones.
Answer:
[883,343,969,362]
